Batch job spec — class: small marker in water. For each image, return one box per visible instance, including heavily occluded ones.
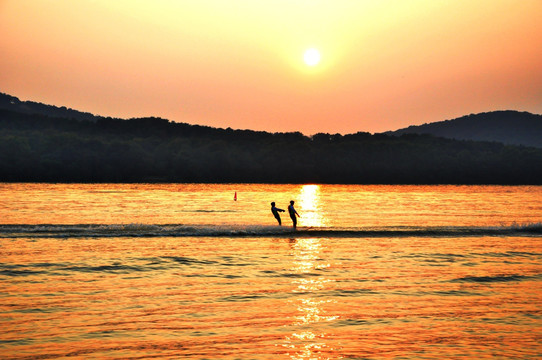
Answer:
[234,192,237,201]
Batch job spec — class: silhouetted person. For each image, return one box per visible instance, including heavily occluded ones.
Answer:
[271,202,285,225]
[288,200,300,229]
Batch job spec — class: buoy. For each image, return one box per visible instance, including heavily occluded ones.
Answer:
[234,192,237,201]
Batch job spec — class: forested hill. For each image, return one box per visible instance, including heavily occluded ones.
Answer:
[2,108,542,184]
[0,92,98,122]
[387,111,542,148]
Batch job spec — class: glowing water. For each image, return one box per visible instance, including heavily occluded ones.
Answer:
[0,184,541,359]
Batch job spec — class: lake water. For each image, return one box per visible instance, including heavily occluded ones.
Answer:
[1,183,541,359]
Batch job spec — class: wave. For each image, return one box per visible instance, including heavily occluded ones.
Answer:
[451,274,542,283]
[0,223,541,239]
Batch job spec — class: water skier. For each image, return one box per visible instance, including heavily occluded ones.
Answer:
[271,202,285,225]
[288,200,300,229]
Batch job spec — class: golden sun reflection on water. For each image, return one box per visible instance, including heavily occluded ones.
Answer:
[298,185,327,228]
[284,237,338,359]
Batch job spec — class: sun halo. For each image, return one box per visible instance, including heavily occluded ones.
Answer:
[303,48,321,66]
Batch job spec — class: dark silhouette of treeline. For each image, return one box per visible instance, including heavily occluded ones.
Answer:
[388,111,542,148]
[0,92,98,122]
[4,92,541,148]
[2,108,542,184]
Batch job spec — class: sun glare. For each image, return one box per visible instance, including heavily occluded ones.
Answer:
[298,185,326,227]
[303,48,321,66]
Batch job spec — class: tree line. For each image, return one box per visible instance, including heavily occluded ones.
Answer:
[1,109,542,184]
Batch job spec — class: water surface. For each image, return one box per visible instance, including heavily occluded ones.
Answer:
[0,184,541,359]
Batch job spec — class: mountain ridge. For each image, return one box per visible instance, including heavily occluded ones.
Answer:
[386,111,542,148]
[2,92,541,147]
[2,92,542,184]
[0,92,99,122]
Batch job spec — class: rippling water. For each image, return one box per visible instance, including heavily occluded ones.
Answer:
[1,184,541,359]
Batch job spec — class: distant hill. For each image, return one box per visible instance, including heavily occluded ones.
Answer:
[386,111,542,148]
[2,107,542,184]
[2,92,542,184]
[0,92,99,122]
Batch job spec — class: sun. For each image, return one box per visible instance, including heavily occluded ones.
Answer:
[303,48,321,66]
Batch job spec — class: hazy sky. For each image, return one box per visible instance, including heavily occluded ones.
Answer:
[1,0,541,134]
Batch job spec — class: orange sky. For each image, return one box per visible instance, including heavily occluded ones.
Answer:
[1,0,541,134]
